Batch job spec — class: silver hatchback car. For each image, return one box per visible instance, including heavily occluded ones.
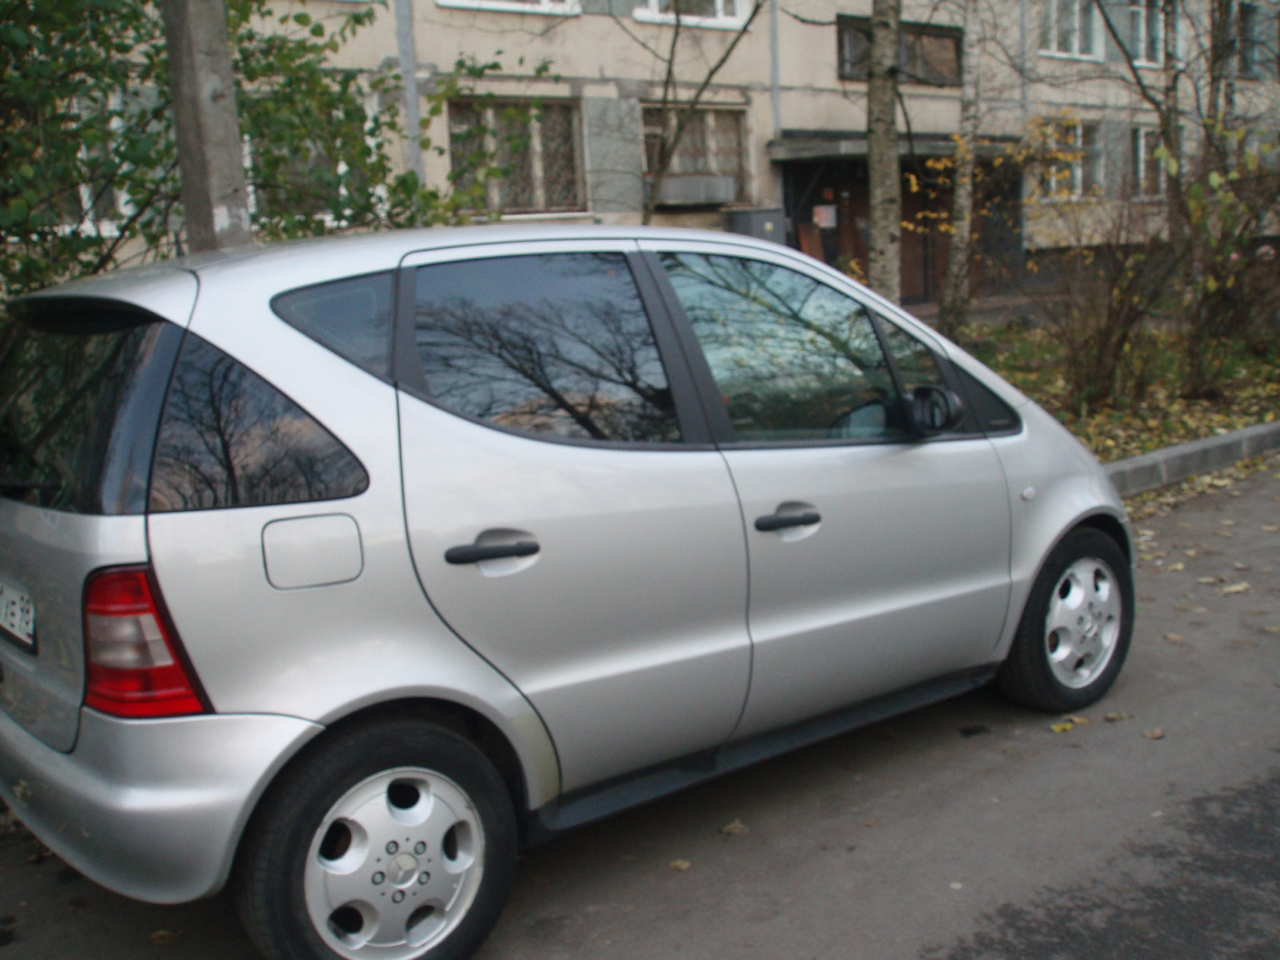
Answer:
[0,226,1132,960]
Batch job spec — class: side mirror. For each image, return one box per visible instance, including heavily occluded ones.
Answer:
[909,385,965,437]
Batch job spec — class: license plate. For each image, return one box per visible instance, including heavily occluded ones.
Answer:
[0,579,35,650]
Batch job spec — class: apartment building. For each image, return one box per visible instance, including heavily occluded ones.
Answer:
[317,0,1277,302]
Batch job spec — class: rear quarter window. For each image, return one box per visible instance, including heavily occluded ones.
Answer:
[271,272,394,379]
[149,333,368,511]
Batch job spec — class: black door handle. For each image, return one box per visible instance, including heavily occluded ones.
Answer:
[754,511,821,532]
[445,541,540,565]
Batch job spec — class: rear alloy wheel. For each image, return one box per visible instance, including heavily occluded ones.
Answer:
[237,721,516,960]
[998,528,1134,713]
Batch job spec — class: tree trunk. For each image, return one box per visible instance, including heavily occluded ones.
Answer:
[937,0,980,338]
[867,0,901,303]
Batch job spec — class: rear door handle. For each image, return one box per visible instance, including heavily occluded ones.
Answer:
[754,511,821,532]
[445,541,540,565]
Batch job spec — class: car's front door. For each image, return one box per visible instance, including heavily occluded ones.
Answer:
[644,242,1013,738]
[395,242,751,792]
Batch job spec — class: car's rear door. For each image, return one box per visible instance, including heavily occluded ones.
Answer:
[395,240,751,792]
[642,240,1013,738]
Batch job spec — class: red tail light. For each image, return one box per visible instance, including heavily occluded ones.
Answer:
[83,566,208,718]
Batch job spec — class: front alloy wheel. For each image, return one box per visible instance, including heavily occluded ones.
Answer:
[998,528,1134,713]
[1042,556,1123,690]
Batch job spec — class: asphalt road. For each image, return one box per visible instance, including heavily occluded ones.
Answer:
[2,457,1277,959]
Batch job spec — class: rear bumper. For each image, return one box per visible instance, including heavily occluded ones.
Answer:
[0,707,321,903]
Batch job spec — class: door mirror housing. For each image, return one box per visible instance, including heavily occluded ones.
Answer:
[909,385,965,437]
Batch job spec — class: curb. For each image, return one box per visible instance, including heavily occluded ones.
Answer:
[1105,421,1280,497]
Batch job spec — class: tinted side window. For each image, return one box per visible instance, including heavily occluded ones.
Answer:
[272,272,394,379]
[660,252,908,443]
[412,253,680,443]
[150,334,368,511]
[877,320,947,396]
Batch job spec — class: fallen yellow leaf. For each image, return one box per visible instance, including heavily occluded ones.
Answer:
[720,819,749,836]
[1221,582,1251,595]
[1144,728,1166,740]
[1050,721,1075,733]
[1165,562,1185,572]
[1164,632,1185,642]
[669,859,692,872]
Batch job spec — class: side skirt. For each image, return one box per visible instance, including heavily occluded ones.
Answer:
[526,664,998,843]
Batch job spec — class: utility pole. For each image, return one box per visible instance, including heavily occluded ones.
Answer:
[162,0,252,252]
[394,0,425,183]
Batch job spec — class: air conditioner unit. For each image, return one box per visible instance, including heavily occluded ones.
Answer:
[648,174,738,207]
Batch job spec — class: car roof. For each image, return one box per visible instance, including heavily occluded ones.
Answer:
[15,224,793,304]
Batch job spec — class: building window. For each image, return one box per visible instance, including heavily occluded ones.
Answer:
[1236,3,1260,77]
[1128,0,1166,64]
[837,16,963,86]
[1039,122,1102,198]
[642,107,747,200]
[435,0,580,14]
[1130,128,1165,198]
[633,0,747,29]
[1039,0,1099,58]
[448,100,583,214]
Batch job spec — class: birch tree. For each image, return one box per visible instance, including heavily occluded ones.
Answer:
[867,0,903,302]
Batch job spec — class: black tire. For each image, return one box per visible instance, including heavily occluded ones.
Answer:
[235,719,517,960]
[998,528,1134,713]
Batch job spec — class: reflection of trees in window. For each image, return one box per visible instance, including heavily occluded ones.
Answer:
[150,336,367,511]
[413,254,680,443]
[877,319,945,395]
[661,252,905,441]
[0,318,156,512]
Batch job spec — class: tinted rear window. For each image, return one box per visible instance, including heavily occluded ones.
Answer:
[0,301,180,514]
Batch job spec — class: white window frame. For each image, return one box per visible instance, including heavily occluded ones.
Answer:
[633,0,749,31]
[1129,127,1166,199]
[1128,0,1164,65]
[1038,0,1101,60]
[1040,121,1103,199]
[1236,2,1261,78]
[642,107,746,179]
[435,0,580,15]
[448,99,586,214]
[53,94,131,237]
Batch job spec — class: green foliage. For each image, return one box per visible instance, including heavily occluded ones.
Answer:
[0,0,526,298]
[1172,134,1280,399]
[1011,114,1280,411]
[965,322,1280,462]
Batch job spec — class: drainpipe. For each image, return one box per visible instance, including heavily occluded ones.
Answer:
[1018,0,1029,122]
[770,0,782,136]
